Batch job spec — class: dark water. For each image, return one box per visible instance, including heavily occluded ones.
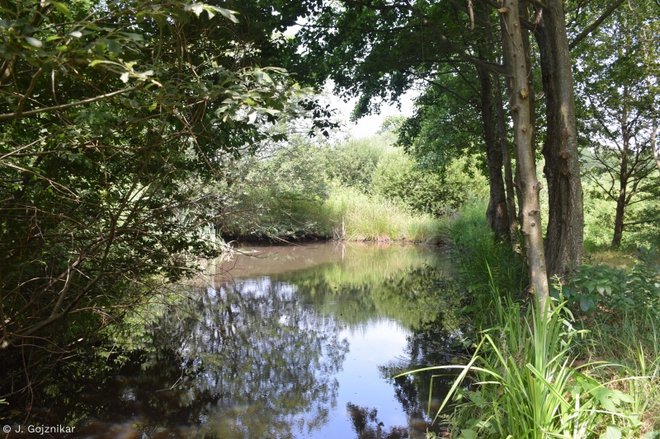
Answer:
[2,243,466,438]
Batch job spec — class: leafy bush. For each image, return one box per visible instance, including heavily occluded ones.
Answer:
[560,263,660,316]
[322,135,391,192]
[220,138,333,240]
[372,151,488,216]
[219,134,469,242]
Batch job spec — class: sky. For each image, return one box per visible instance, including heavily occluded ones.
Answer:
[323,83,419,139]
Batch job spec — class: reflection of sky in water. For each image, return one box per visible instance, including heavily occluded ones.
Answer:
[197,263,424,438]
[307,319,409,439]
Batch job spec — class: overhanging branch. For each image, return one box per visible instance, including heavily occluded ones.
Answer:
[0,86,138,122]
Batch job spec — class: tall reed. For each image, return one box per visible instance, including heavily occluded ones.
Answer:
[324,185,445,242]
[400,292,646,438]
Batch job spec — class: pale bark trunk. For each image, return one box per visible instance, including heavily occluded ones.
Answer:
[500,0,549,309]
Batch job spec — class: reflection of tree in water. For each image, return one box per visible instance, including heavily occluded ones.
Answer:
[374,313,469,439]
[346,403,409,439]
[127,278,350,438]
[158,278,349,438]
[18,278,348,439]
[331,265,467,439]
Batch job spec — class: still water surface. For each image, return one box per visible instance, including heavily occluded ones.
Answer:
[25,243,463,438]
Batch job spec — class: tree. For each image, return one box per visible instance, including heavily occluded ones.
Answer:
[499,0,549,306]
[534,0,585,276]
[0,1,310,349]
[288,1,517,240]
[574,0,659,248]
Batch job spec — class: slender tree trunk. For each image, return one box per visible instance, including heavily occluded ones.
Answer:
[495,77,518,239]
[535,0,584,277]
[478,67,510,240]
[612,184,626,248]
[612,99,630,248]
[500,0,549,309]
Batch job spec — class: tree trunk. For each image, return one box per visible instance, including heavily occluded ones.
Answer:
[612,99,630,248]
[611,185,626,248]
[478,67,510,240]
[535,0,584,277]
[500,0,549,309]
[495,77,518,239]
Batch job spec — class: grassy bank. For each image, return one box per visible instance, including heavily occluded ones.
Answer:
[221,184,448,243]
[416,202,660,438]
[324,186,447,242]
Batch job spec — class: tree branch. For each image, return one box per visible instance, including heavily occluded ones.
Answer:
[569,0,625,49]
[0,86,138,121]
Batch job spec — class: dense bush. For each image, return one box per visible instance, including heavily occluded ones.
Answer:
[321,135,390,192]
[559,262,660,316]
[372,152,488,215]
[219,138,333,240]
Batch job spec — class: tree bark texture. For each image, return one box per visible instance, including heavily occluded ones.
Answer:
[535,0,584,277]
[500,0,549,308]
[495,77,519,239]
[478,67,510,240]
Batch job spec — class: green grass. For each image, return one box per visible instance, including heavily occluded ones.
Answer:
[446,201,527,320]
[582,311,660,435]
[405,201,659,438]
[324,185,447,242]
[402,296,652,438]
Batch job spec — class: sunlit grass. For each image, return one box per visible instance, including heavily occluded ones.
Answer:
[324,185,447,242]
[583,249,638,270]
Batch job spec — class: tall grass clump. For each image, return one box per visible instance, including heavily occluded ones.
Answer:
[324,185,446,242]
[407,202,659,437]
[402,296,647,438]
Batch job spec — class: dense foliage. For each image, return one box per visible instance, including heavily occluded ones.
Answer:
[218,133,487,241]
[413,203,659,438]
[0,0,318,353]
[1,0,658,436]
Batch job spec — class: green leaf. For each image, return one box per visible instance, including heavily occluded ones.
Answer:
[89,59,109,67]
[48,1,70,15]
[579,295,595,312]
[459,429,477,439]
[599,426,621,439]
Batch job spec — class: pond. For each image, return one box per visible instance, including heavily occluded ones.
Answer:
[4,242,466,438]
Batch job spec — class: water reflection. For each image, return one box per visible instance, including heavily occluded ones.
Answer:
[2,243,463,439]
[77,278,349,439]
